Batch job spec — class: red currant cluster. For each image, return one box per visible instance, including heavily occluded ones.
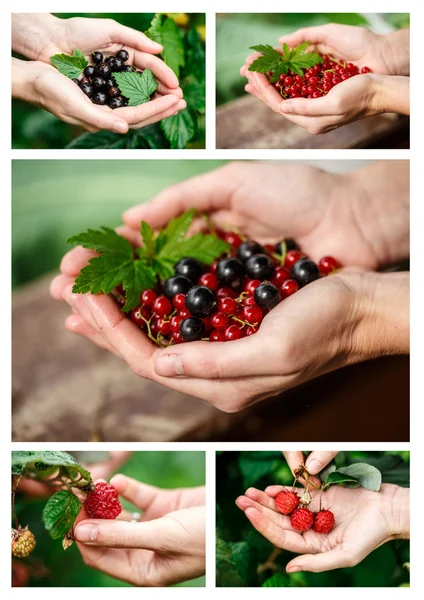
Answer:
[269,53,372,99]
[113,232,341,346]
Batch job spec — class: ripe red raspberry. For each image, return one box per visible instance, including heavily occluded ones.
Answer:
[290,507,314,531]
[275,490,300,515]
[84,482,122,519]
[313,510,335,534]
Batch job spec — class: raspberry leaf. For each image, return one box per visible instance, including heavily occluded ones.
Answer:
[112,69,158,107]
[50,49,88,79]
[42,490,82,540]
[12,451,91,483]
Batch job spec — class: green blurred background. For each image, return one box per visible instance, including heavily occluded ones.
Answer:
[13,451,205,587]
[216,451,410,587]
[12,13,205,149]
[216,13,410,106]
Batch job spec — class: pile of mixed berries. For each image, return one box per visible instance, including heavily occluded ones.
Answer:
[269,53,372,99]
[73,49,148,108]
[113,232,341,346]
[275,489,335,534]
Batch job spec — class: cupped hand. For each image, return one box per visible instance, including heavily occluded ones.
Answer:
[20,60,184,134]
[236,483,409,572]
[74,475,205,586]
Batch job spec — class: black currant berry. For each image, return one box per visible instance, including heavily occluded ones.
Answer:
[84,65,96,78]
[121,65,135,72]
[163,275,193,299]
[108,86,120,97]
[92,76,106,89]
[121,97,129,106]
[275,238,299,254]
[254,283,280,310]
[79,82,93,97]
[116,49,129,62]
[92,91,107,105]
[94,62,111,78]
[79,76,90,85]
[236,240,265,263]
[180,317,205,342]
[175,257,204,283]
[108,97,125,109]
[290,258,320,287]
[108,57,124,71]
[136,70,145,75]
[105,78,115,88]
[245,254,274,280]
[185,285,217,317]
[216,258,245,289]
[72,78,80,84]
[92,51,103,64]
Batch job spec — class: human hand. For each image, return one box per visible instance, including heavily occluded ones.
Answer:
[283,451,339,484]
[13,58,185,134]
[236,483,410,572]
[74,475,205,586]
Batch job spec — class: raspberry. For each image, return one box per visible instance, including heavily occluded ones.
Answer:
[11,527,36,558]
[84,482,122,519]
[275,490,300,515]
[313,510,335,534]
[290,507,314,531]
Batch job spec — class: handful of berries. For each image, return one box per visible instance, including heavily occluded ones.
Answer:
[114,233,341,346]
[269,53,372,99]
[73,49,151,109]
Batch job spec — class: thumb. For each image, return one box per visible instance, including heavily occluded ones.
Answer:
[79,102,129,134]
[306,451,339,475]
[153,334,278,379]
[286,548,358,573]
[111,22,163,54]
[279,95,335,117]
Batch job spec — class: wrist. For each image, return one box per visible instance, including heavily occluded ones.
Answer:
[12,13,61,61]
[379,29,410,76]
[347,272,409,361]
[382,484,410,540]
[12,58,44,104]
[371,74,410,116]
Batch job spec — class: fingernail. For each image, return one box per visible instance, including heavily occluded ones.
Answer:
[306,459,321,474]
[75,524,98,542]
[155,354,184,376]
[114,121,128,134]
[280,101,293,114]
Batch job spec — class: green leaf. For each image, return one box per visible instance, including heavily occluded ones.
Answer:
[151,257,175,279]
[291,41,310,58]
[325,471,360,488]
[185,28,206,82]
[72,254,133,295]
[145,13,164,45]
[182,79,206,113]
[248,44,282,73]
[11,451,91,483]
[162,17,185,77]
[216,538,247,587]
[67,130,129,150]
[42,490,82,540]
[292,52,323,69]
[159,209,196,253]
[263,573,290,587]
[283,42,290,61]
[161,109,196,149]
[239,451,282,489]
[50,50,88,79]
[140,221,156,256]
[336,463,382,491]
[67,227,133,256]
[160,233,229,264]
[248,41,322,80]
[122,261,157,311]
[113,69,157,107]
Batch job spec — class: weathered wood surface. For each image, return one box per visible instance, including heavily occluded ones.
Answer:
[216,95,409,149]
[12,275,409,442]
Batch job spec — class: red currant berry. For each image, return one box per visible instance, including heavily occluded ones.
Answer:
[340,74,350,81]
[280,279,299,298]
[245,326,258,336]
[308,76,319,87]
[201,316,213,331]
[244,296,257,307]
[294,75,303,84]
[211,260,219,273]
[199,272,219,291]
[211,312,229,330]
[158,319,172,336]
[242,305,263,324]
[178,307,192,319]
[217,287,237,299]
[284,250,303,268]
[151,317,161,335]
[273,266,291,285]
[361,66,371,73]
[332,76,341,85]
[224,231,243,248]
[244,279,261,295]
[218,297,237,315]
[210,329,226,342]
[319,256,341,275]
[173,293,186,310]
[172,331,183,344]
[225,325,244,341]
[141,289,157,307]
[284,76,293,86]
[171,315,182,333]
[130,306,150,328]
[153,295,172,317]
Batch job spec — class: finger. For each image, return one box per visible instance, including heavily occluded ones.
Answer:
[236,495,291,530]
[244,507,309,554]
[279,95,338,117]
[250,72,283,112]
[110,474,161,512]
[306,452,339,475]
[286,548,357,573]
[111,24,163,55]
[61,284,115,344]
[77,543,140,583]
[129,99,186,130]
[264,485,294,497]
[64,313,118,355]
[278,25,333,50]
[50,274,75,300]
[122,165,240,229]
[113,93,180,125]
[60,247,98,277]
[77,98,129,134]
[156,82,183,98]
[283,451,305,474]
[133,51,179,88]
[153,332,278,379]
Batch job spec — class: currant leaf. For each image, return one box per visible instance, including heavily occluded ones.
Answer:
[112,69,157,107]
[145,13,164,45]
[67,227,133,256]
[72,255,134,295]
[140,221,156,256]
[160,233,230,264]
[248,45,282,73]
[50,49,88,79]
[162,16,185,76]
[122,261,157,311]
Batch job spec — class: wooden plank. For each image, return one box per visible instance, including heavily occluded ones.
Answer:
[216,95,409,149]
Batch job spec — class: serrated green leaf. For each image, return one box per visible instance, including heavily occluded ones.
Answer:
[263,573,290,587]
[151,257,175,279]
[160,233,229,264]
[162,17,185,76]
[122,261,157,311]
[185,28,205,82]
[42,490,82,540]
[336,463,382,491]
[291,41,310,58]
[291,52,323,69]
[72,255,132,294]
[249,41,323,79]
[283,42,290,61]
[67,227,133,256]
[182,79,205,113]
[113,69,157,107]
[159,209,195,253]
[50,50,88,79]
[140,221,156,256]
[248,44,282,74]
[11,451,90,482]
[67,130,129,150]
[145,13,163,45]
[161,109,196,149]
